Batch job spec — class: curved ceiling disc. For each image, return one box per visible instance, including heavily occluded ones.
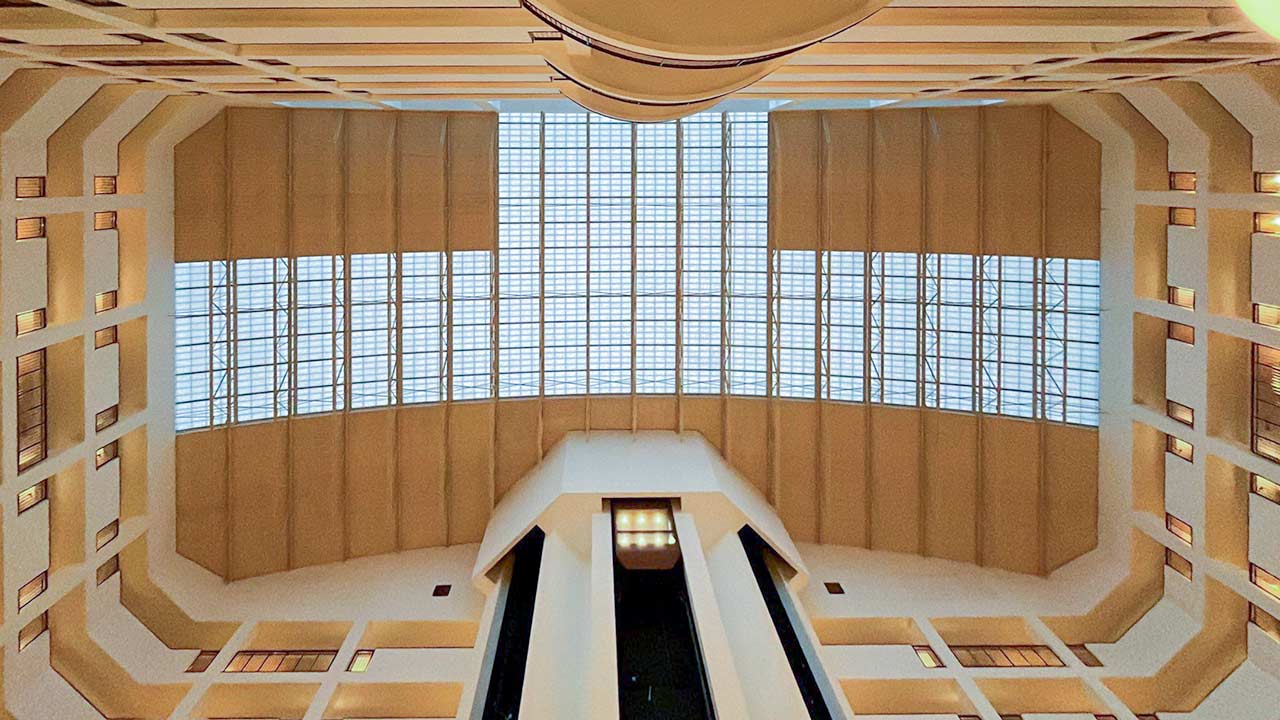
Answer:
[526,0,891,63]
[545,43,785,105]
[553,81,722,122]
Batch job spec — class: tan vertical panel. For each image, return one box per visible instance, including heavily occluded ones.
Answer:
[822,111,871,252]
[1090,93,1169,192]
[495,400,542,501]
[1045,110,1102,260]
[980,417,1041,574]
[228,423,289,580]
[449,402,495,543]
[769,111,820,251]
[173,112,226,262]
[289,109,344,258]
[46,84,136,197]
[869,406,921,554]
[447,112,499,251]
[590,396,632,431]
[398,405,448,549]
[924,107,981,255]
[345,410,398,558]
[1043,423,1099,572]
[398,112,448,252]
[542,397,588,454]
[871,109,924,252]
[635,396,678,430]
[289,414,345,569]
[346,111,398,254]
[924,411,979,563]
[227,107,289,259]
[725,397,769,495]
[820,403,867,547]
[1160,81,1254,194]
[681,397,723,454]
[175,430,228,577]
[982,107,1044,257]
[777,401,819,543]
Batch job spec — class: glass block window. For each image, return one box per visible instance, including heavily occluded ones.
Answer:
[725,113,769,396]
[402,252,446,404]
[349,253,396,409]
[589,114,634,395]
[174,261,231,431]
[826,251,865,402]
[870,252,922,407]
[773,250,817,399]
[451,251,493,401]
[294,255,345,415]
[681,113,724,395]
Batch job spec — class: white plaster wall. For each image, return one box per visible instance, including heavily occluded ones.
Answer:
[3,636,101,720]
[8,237,47,315]
[8,502,50,599]
[1253,234,1280,308]
[85,457,120,550]
[1165,336,1204,412]
[518,530,590,720]
[86,340,119,417]
[84,228,119,298]
[81,91,168,190]
[1088,599,1196,675]
[1249,493,1280,574]
[86,573,191,682]
[1167,226,1207,298]
[1164,453,1204,533]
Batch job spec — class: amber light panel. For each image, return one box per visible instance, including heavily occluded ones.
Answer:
[96,555,119,585]
[1252,603,1280,643]
[1166,435,1194,462]
[17,572,47,610]
[17,480,47,514]
[95,405,119,432]
[1258,172,1280,194]
[16,216,45,240]
[94,325,118,349]
[1166,400,1194,428]
[96,520,119,550]
[93,210,117,231]
[94,290,118,314]
[1257,212,1280,235]
[1169,207,1197,227]
[347,649,374,672]
[1166,320,1195,344]
[1166,548,1193,580]
[224,650,337,673]
[16,176,46,198]
[950,645,1064,668]
[1254,344,1280,464]
[17,613,48,652]
[1165,513,1193,545]
[186,651,219,673]
[93,175,117,195]
[96,440,118,469]
[16,308,46,336]
[1253,474,1280,505]
[913,646,943,668]
[1253,564,1280,600]
[1167,286,1195,310]
[17,349,47,473]
[1068,644,1103,667]
[1169,172,1197,192]
[1257,304,1280,329]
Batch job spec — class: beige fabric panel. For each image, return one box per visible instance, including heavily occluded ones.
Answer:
[173,113,227,263]
[227,107,290,260]
[398,112,449,253]
[868,405,921,554]
[923,411,978,564]
[1046,109,1103,260]
[776,400,819,543]
[769,111,821,251]
[346,111,398,255]
[871,109,925,252]
[174,429,228,577]
[290,110,345,258]
[1043,422,1099,572]
[681,397,723,454]
[290,414,346,569]
[924,107,982,255]
[346,410,399,558]
[543,397,587,454]
[398,405,449,550]
[495,399,541,502]
[821,112,871,252]
[724,397,769,496]
[446,112,499,252]
[980,416,1042,575]
[819,403,868,547]
[636,396,677,431]
[448,401,495,544]
[982,106,1045,258]
[591,396,633,431]
[228,422,290,580]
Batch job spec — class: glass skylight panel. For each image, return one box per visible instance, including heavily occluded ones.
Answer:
[1064,258,1102,426]
[232,257,289,423]
[349,253,396,409]
[924,253,975,412]
[174,261,231,431]
[774,250,817,399]
[681,114,724,395]
[826,251,865,402]
[725,113,769,396]
[870,252,921,407]
[635,121,678,394]
[402,251,445,404]
[499,114,542,399]
[294,255,345,415]
[451,251,493,400]
[589,114,633,395]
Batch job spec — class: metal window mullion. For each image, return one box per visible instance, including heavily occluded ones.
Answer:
[1062,261,1071,424]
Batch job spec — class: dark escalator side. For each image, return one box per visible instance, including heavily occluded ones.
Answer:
[481,527,546,720]
[739,526,834,720]
[615,560,716,720]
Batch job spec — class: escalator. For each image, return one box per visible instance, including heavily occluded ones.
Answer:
[481,527,546,720]
[614,560,716,720]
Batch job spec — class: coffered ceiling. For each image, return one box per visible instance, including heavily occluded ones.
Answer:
[1,1,1278,114]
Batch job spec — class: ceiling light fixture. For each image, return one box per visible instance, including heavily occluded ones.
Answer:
[1239,1,1280,41]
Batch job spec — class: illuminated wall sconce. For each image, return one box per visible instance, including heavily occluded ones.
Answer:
[94,290,118,314]
[93,210,117,231]
[1252,473,1280,505]
[1166,399,1194,428]
[17,480,48,514]
[96,555,119,585]
[17,613,47,652]
[16,176,46,198]
[1252,603,1280,644]
[1169,172,1197,192]
[347,649,374,672]
[1165,513,1193,545]
[913,646,943,668]
[96,440,119,469]
[1256,212,1280,235]
[1252,563,1280,601]
[1168,207,1197,227]
[16,216,45,240]
[95,405,119,433]
[93,175,117,195]
[1258,172,1280,194]
[614,500,680,570]
[16,308,46,336]
[1166,434,1194,462]
[1166,320,1195,344]
[1165,548,1193,580]
[95,325,118,349]
[1167,286,1195,310]
[1257,303,1280,329]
